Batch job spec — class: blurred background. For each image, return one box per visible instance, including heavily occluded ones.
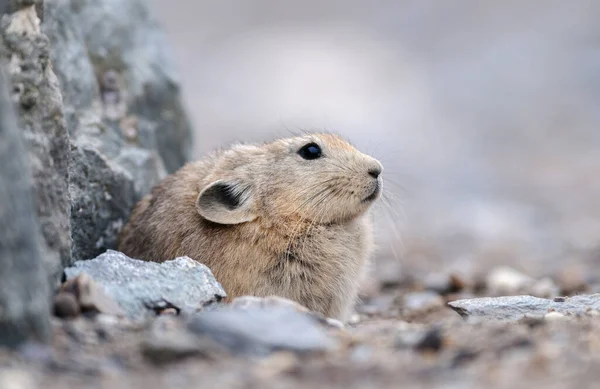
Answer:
[150,0,600,283]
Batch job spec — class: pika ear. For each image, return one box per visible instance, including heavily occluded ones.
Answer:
[196,180,257,225]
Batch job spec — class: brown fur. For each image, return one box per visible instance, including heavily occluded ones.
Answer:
[118,133,383,321]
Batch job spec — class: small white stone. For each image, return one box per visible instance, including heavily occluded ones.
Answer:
[403,291,444,314]
[95,313,120,326]
[487,266,534,295]
[544,311,567,321]
[531,277,560,298]
[347,314,361,325]
[0,369,35,389]
[325,317,345,329]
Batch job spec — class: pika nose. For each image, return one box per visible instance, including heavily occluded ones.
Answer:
[368,166,382,179]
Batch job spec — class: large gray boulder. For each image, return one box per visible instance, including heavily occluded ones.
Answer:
[0,61,51,348]
[0,3,71,285]
[41,0,193,261]
[0,0,193,306]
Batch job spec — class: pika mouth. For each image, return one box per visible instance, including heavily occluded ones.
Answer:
[362,182,381,203]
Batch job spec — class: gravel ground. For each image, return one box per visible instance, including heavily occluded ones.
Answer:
[2,283,600,389]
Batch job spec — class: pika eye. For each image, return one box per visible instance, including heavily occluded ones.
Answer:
[298,142,322,160]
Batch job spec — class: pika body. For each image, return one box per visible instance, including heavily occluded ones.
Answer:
[118,133,383,321]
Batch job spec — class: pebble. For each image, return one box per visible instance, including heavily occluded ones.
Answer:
[95,313,121,327]
[556,267,589,295]
[141,329,222,364]
[61,273,126,317]
[544,312,567,321]
[402,291,444,315]
[253,352,299,379]
[53,291,81,319]
[348,314,361,325]
[140,314,228,364]
[0,370,35,389]
[529,277,560,299]
[324,317,345,329]
[414,327,444,353]
[356,294,396,316]
[486,266,560,298]
[423,273,465,295]
[394,330,428,349]
[486,266,535,296]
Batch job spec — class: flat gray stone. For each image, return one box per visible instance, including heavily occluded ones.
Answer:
[64,250,226,321]
[448,294,600,321]
[188,305,336,356]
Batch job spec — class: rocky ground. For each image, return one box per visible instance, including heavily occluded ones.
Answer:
[2,249,600,389]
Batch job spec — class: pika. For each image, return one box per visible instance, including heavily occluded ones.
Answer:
[118,133,383,321]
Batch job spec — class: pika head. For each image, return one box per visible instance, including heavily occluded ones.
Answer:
[197,133,383,227]
[118,133,383,321]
